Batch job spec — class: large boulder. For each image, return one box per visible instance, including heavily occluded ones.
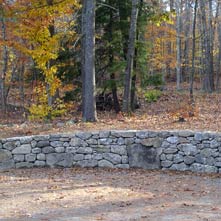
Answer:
[127,144,160,169]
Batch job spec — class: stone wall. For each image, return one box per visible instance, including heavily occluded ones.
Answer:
[1,130,221,173]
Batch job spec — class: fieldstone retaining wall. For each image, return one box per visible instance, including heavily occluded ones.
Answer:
[1,130,221,173]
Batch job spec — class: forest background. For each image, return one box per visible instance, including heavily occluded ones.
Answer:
[0,0,221,138]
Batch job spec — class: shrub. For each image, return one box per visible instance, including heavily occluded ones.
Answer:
[144,89,162,103]
[144,73,164,87]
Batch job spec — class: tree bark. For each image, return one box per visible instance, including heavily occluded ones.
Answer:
[190,0,198,103]
[82,0,97,121]
[175,0,182,90]
[0,8,8,113]
[122,0,139,113]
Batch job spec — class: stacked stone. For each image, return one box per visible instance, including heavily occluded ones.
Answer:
[1,130,221,174]
[0,131,132,170]
[160,131,221,173]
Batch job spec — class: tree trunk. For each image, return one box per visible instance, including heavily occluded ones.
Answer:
[175,0,182,90]
[82,0,97,121]
[108,0,120,113]
[190,0,198,103]
[199,0,214,92]
[122,0,139,113]
[0,8,8,113]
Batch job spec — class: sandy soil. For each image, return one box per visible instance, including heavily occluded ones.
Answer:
[0,168,221,221]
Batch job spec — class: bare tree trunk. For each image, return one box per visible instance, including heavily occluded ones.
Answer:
[82,0,97,121]
[183,0,191,81]
[199,0,214,92]
[108,0,120,113]
[123,0,139,113]
[216,3,221,91]
[0,8,8,113]
[175,0,182,90]
[190,0,198,103]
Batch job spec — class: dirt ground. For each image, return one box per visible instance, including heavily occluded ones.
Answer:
[2,90,221,139]
[0,168,221,221]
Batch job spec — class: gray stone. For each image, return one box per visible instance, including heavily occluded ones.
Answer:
[37,153,46,161]
[189,163,218,173]
[14,155,25,162]
[46,153,74,167]
[50,141,64,148]
[179,144,198,156]
[34,161,46,167]
[174,154,184,164]
[31,140,37,148]
[85,154,92,160]
[195,155,207,164]
[93,154,103,160]
[111,145,127,156]
[3,141,19,151]
[98,160,114,168]
[76,132,92,140]
[111,130,136,138]
[170,163,188,171]
[55,147,65,153]
[179,137,189,143]
[178,131,194,137]
[12,144,31,154]
[194,133,209,141]
[19,136,32,144]
[161,160,173,168]
[0,159,15,170]
[99,131,110,138]
[125,138,135,145]
[206,157,215,166]
[32,148,41,154]
[163,148,178,154]
[122,155,129,164]
[204,165,218,173]
[34,135,50,141]
[135,138,141,144]
[98,138,112,145]
[200,149,213,158]
[16,162,33,168]
[141,137,162,148]
[0,143,2,149]
[94,146,110,153]
[161,141,170,148]
[116,164,130,169]
[73,154,84,161]
[66,147,77,153]
[103,153,121,165]
[127,144,160,169]
[215,162,221,167]
[42,146,55,154]
[210,140,220,148]
[148,131,158,137]
[63,142,70,147]
[76,160,98,168]
[160,154,166,161]
[25,154,36,162]
[166,154,173,161]
[0,149,12,162]
[70,138,88,147]
[136,131,149,139]
[77,147,93,154]
[87,139,98,145]
[166,136,179,144]
[184,156,195,165]
[36,141,50,148]
[60,137,70,142]
[117,138,125,145]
